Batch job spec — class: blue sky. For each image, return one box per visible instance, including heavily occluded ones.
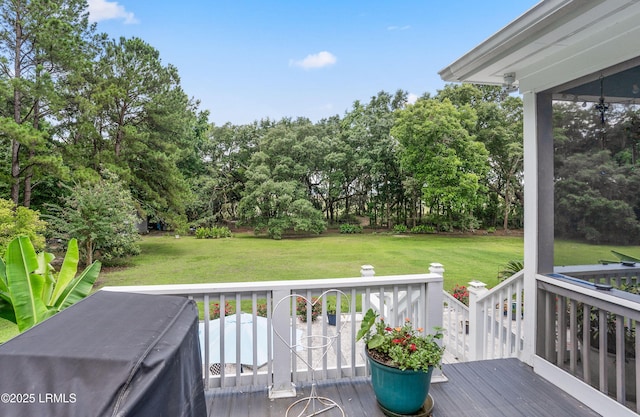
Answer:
[87,0,538,126]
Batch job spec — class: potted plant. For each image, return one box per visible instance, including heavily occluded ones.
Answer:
[326,301,337,326]
[356,308,444,415]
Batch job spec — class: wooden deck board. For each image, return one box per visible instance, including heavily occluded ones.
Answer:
[205,358,601,417]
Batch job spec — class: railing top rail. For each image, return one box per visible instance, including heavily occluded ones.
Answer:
[537,273,640,315]
[554,264,640,275]
[475,270,524,303]
[101,273,443,296]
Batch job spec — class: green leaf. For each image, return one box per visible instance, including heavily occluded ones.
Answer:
[53,261,101,310]
[5,236,51,331]
[0,257,8,296]
[367,334,385,350]
[36,251,56,304]
[50,239,79,306]
[356,308,378,341]
[0,298,16,324]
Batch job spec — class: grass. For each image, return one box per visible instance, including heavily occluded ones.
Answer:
[96,232,526,291]
[95,232,640,291]
[1,231,638,343]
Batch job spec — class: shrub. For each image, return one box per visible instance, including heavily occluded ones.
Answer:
[44,175,140,265]
[195,226,233,239]
[296,296,321,322]
[210,301,232,319]
[339,224,362,234]
[256,303,268,318]
[0,199,47,254]
[487,227,496,234]
[393,224,408,234]
[410,225,436,234]
[452,284,469,306]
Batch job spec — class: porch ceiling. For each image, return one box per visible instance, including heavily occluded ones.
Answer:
[439,0,640,103]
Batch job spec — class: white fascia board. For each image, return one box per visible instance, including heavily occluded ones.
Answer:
[438,0,582,83]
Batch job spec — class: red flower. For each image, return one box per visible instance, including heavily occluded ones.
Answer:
[392,338,402,344]
[410,343,417,351]
[385,327,393,332]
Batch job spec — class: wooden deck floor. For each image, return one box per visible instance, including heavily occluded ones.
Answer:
[205,358,601,417]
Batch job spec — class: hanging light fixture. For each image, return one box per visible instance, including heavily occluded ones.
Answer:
[595,76,609,125]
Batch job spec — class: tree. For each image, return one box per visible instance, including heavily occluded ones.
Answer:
[0,0,96,207]
[340,91,406,227]
[555,149,640,244]
[437,84,524,230]
[45,174,140,264]
[238,119,326,239]
[392,97,489,231]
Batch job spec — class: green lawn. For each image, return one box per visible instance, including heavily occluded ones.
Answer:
[96,232,526,291]
[1,231,638,343]
[97,232,639,290]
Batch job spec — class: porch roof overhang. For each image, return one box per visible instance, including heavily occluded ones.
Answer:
[439,0,640,104]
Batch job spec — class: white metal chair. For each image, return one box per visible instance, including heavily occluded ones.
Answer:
[273,289,350,417]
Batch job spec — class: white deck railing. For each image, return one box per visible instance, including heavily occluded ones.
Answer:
[467,271,525,361]
[101,263,444,396]
[537,270,640,415]
[442,291,470,361]
[442,271,525,362]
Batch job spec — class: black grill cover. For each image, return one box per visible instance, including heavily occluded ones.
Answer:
[0,291,207,417]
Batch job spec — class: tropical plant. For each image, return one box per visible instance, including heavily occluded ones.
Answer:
[498,259,524,282]
[356,308,444,372]
[0,236,101,332]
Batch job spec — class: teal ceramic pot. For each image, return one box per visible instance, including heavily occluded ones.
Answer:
[367,351,433,415]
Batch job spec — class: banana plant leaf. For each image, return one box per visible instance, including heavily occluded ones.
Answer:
[53,260,101,310]
[50,238,80,306]
[5,236,55,331]
[0,258,15,324]
[36,251,56,305]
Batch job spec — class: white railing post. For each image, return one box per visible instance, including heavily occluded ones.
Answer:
[428,263,446,382]
[268,289,296,399]
[468,280,488,361]
[361,265,375,278]
[427,263,444,333]
[361,265,376,314]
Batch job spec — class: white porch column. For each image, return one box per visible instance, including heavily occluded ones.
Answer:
[522,90,554,366]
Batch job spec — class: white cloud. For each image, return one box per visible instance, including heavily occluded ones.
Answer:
[407,93,418,105]
[87,0,138,24]
[290,51,337,69]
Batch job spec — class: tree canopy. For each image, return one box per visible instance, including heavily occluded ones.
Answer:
[4,1,638,251]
